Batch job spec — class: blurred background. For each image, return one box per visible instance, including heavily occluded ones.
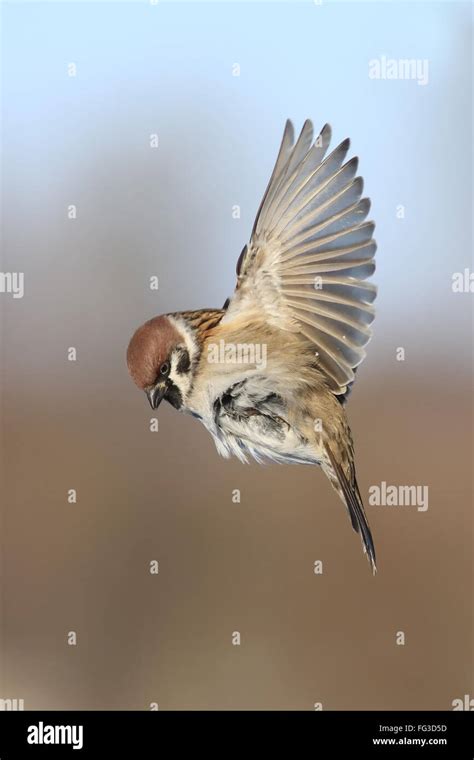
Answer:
[1,0,472,710]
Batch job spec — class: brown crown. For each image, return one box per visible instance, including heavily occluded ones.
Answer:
[126,315,181,389]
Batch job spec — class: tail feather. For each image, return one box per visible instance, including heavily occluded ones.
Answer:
[325,444,377,573]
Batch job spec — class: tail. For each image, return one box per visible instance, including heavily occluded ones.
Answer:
[324,444,377,574]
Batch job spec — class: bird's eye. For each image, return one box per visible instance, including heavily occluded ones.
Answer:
[160,362,170,375]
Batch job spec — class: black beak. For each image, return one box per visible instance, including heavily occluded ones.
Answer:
[146,382,167,410]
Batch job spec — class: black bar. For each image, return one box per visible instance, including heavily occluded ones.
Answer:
[0,710,472,757]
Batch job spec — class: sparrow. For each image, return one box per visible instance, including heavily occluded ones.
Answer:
[127,119,377,571]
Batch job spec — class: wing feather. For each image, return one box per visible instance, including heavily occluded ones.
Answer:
[224,119,377,395]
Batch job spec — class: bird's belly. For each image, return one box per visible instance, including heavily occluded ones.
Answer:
[186,375,322,466]
[213,406,320,466]
[224,432,318,465]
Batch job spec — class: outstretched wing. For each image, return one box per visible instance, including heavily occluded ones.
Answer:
[223,120,377,396]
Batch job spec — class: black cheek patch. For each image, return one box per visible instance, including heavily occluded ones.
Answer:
[176,349,190,374]
[165,382,183,410]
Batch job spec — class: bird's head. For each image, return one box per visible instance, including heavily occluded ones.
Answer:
[126,315,196,410]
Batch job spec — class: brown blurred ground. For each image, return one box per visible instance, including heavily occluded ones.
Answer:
[1,353,472,709]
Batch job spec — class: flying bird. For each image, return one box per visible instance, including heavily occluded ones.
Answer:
[127,120,377,571]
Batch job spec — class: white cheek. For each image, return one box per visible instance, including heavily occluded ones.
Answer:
[167,315,199,365]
